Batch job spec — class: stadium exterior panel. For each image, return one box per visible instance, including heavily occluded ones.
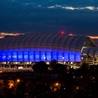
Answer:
[0,33,98,66]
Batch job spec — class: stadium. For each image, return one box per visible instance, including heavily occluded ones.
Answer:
[0,33,98,68]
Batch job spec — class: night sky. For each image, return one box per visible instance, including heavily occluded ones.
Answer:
[0,0,98,35]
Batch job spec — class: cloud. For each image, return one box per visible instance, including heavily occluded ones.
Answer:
[22,3,97,11]
[2,1,97,11]
[62,6,76,10]
[85,6,95,10]
[23,3,34,6]
[47,5,97,11]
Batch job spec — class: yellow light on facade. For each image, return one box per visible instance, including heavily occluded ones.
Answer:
[76,86,79,90]
[88,36,98,39]
[64,88,66,90]
[53,82,61,89]
[46,62,49,64]
[53,88,57,92]
[0,70,2,73]
[55,82,59,86]
[16,79,20,83]
[71,62,73,64]
[73,76,75,78]
[80,76,83,78]
[9,83,14,88]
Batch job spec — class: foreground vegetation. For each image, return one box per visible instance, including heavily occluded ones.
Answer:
[0,61,98,98]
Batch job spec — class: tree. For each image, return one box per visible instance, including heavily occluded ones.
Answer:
[52,63,67,74]
[32,61,48,73]
[49,60,58,70]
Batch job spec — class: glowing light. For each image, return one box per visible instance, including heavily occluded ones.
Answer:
[16,79,20,83]
[0,70,2,73]
[80,76,83,78]
[0,48,81,62]
[52,51,57,60]
[73,76,75,78]
[88,36,98,39]
[55,82,59,86]
[18,66,23,69]
[0,36,4,39]
[61,31,65,35]
[54,82,61,88]
[52,88,57,92]
[76,86,79,90]
[0,32,24,36]
[9,82,14,88]
[69,33,74,36]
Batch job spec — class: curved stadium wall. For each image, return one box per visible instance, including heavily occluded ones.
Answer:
[0,33,96,63]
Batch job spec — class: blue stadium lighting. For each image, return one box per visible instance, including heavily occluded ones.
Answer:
[52,50,57,60]
[41,51,46,61]
[12,51,17,61]
[2,52,6,61]
[29,51,34,61]
[75,52,81,62]
[35,51,40,61]
[69,51,75,62]
[24,51,29,61]
[46,51,51,62]
[17,52,23,62]
[64,51,69,62]
[58,50,63,62]
[0,48,81,62]
[6,51,12,62]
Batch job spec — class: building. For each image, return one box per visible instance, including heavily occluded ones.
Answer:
[88,36,98,46]
[0,33,98,68]
[0,32,24,39]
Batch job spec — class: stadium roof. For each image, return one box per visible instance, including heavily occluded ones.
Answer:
[0,33,96,52]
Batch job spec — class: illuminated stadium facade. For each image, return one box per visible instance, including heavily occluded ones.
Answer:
[0,33,98,67]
